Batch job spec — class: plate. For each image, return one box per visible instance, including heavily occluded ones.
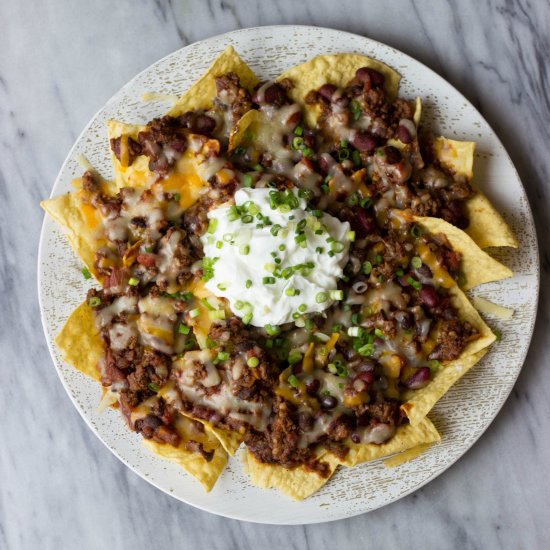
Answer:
[38,25,539,524]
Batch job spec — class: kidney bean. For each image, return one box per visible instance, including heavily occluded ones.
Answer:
[366,68,385,87]
[352,131,377,153]
[396,124,413,144]
[355,370,374,385]
[318,83,337,100]
[320,395,338,410]
[352,207,377,235]
[419,285,440,308]
[306,378,320,395]
[264,83,285,105]
[405,367,431,389]
[355,67,372,88]
[193,114,216,135]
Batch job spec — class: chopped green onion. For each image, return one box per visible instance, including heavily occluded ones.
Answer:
[178,323,191,335]
[265,324,280,336]
[294,125,303,136]
[245,279,252,289]
[217,283,227,291]
[374,328,385,339]
[352,149,361,166]
[411,256,422,269]
[216,241,223,249]
[360,197,372,208]
[358,343,374,356]
[410,225,423,238]
[288,351,302,365]
[331,240,345,253]
[292,136,305,150]
[201,298,215,311]
[234,146,246,155]
[347,326,363,337]
[348,194,359,206]
[328,363,338,374]
[148,382,160,393]
[128,277,139,286]
[243,174,253,187]
[81,267,91,280]
[330,290,344,300]
[285,288,297,296]
[407,276,422,290]
[362,261,373,275]
[315,247,324,254]
[205,337,217,349]
[173,193,180,202]
[239,244,250,255]
[241,214,253,224]
[349,99,362,120]
[247,356,260,368]
[316,292,328,303]
[378,274,386,283]
[207,219,218,234]
[428,359,440,372]
[217,351,230,361]
[346,230,356,242]
[298,304,307,313]
[88,296,101,308]
[375,254,383,264]
[351,313,362,325]
[396,268,404,277]
[242,312,253,325]
[287,374,300,388]
[338,148,350,161]
[253,163,263,171]
[189,308,200,318]
[263,277,276,285]
[302,147,314,158]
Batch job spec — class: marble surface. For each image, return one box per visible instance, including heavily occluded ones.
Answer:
[1,0,549,548]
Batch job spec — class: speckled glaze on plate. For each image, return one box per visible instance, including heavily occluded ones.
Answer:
[38,25,539,524]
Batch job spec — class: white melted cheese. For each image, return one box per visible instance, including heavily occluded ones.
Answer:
[201,188,351,326]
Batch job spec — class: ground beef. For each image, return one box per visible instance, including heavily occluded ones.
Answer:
[215,73,253,129]
[185,440,214,462]
[429,319,477,361]
[137,116,187,176]
[110,135,142,166]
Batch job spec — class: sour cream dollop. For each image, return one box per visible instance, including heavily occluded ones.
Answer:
[201,187,351,326]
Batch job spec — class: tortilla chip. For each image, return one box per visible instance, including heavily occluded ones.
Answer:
[55,301,102,381]
[401,349,488,426]
[339,416,440,467]
[244,450,340,500]
[168,45,259,117]
[416,216,513,290]
[199,421,244,456]
[277,53,401,127]
[41,192,102,280]
[142,414,228,492]
[433,137,518,248]
[105,120,150,190]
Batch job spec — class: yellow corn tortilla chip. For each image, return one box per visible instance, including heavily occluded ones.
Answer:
[277,53,401,127]
[55,301,102,381]
[168,45,259,117]
[143,413,228,492]
[433,137,518,248]
[41,192,103,281]
[244,450,340,501]
[339,416,440,467]
[198,421,244,456]
[56,301,228,490]
[401,349,488,426]
[416,216,513,290]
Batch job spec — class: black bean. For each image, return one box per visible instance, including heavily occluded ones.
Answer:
[320,395,338,410]
[306,378,320,395]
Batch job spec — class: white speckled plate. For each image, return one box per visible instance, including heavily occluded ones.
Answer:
[38,26,539,524]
